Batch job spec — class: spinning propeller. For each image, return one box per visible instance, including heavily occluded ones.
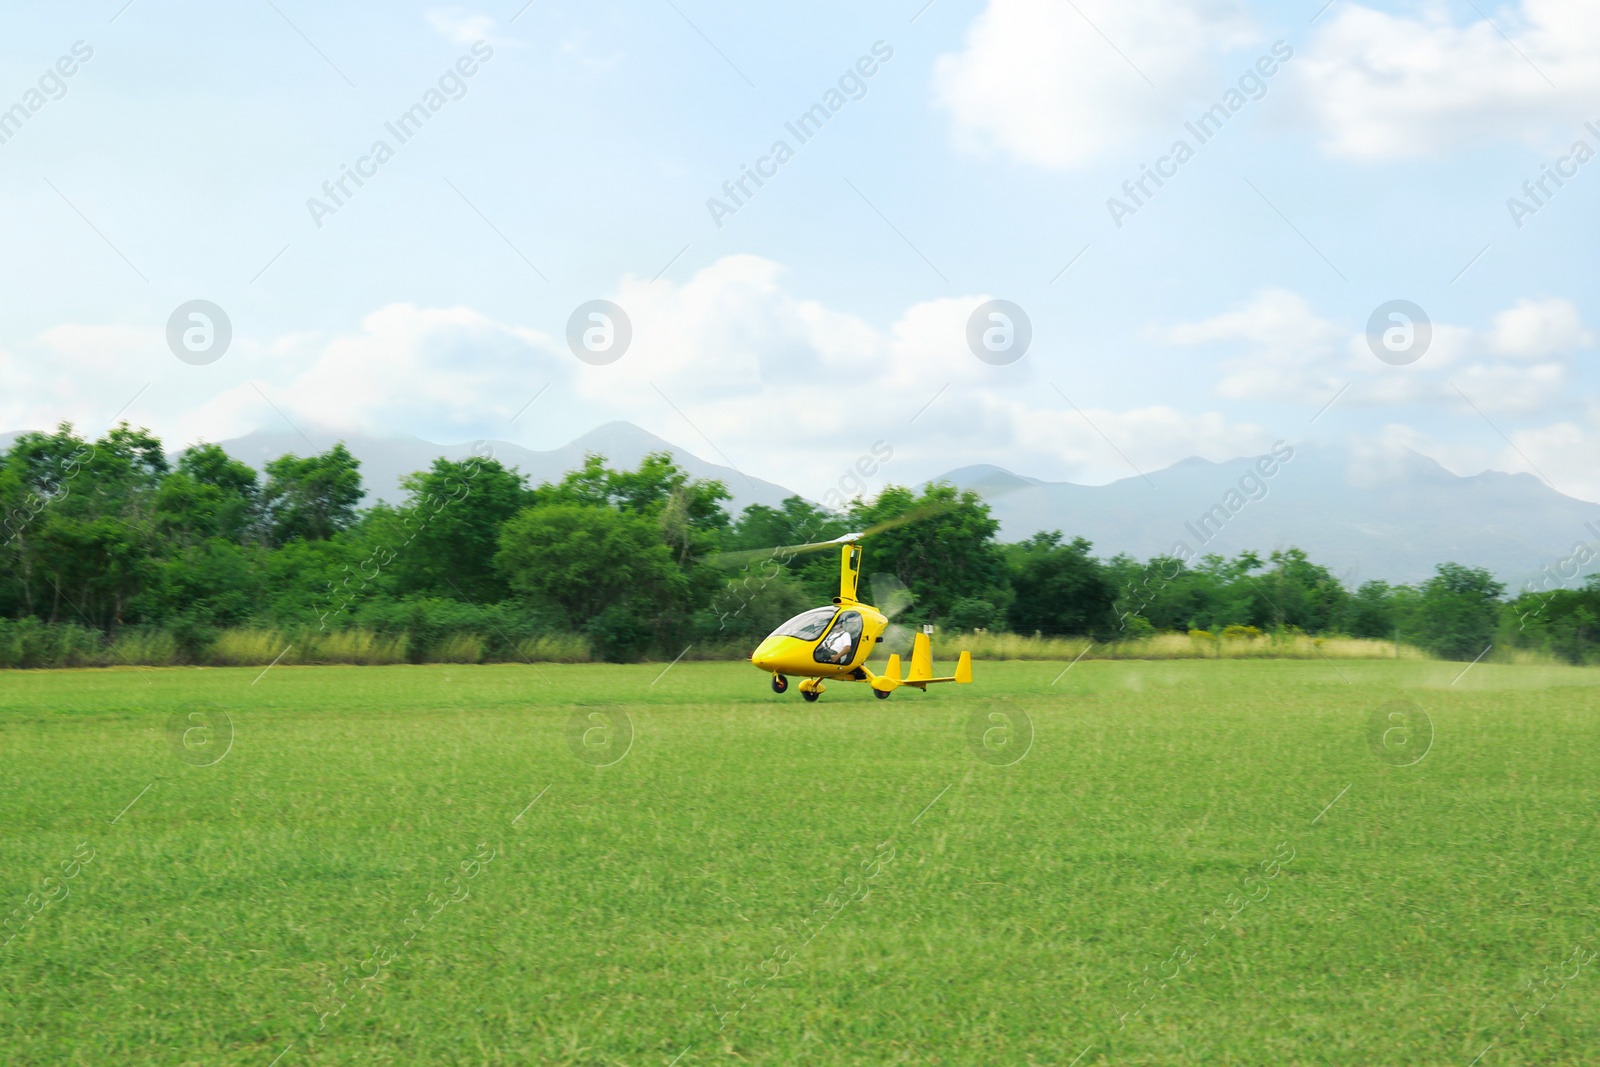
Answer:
[868,571,918,656]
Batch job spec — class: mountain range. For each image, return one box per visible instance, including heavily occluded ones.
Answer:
[939,444,1600,591]
[4,422,1596,590]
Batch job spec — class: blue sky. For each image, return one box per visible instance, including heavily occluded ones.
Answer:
[2,0,1597,504]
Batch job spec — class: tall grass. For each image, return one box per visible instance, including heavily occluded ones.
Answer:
[208,628,409,666]
[0,622,1480,669]
[513,634,592,663]
[948,629,1429,661]
[109,629,180,667]
[430,633,485,664]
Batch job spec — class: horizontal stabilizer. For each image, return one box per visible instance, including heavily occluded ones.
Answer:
[870,654,903,693]
[896,639,972,689]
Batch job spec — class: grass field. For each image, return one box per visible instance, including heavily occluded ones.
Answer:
[2,657,1598,1066]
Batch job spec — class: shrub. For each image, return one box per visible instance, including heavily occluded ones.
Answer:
[586,605,656,663]
[0,619,104,668]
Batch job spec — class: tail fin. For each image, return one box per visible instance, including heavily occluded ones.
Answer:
[909,631,934,682]
[955,650,972,683]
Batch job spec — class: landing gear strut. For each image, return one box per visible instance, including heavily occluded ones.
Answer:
[771,674,788,694]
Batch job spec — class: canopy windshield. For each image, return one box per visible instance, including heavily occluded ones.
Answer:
[768,607,836,641]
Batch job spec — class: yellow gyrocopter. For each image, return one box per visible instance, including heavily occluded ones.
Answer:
[737,530,973,702]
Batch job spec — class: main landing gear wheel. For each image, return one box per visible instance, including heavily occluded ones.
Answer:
[771,674,788,694]
[802,689,821,702]
[873,688,891,700]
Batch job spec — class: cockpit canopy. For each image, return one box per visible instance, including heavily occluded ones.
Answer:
[768,607,836,641]
[767,607,865,666]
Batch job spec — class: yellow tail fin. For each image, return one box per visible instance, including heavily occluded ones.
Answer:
[910,631,934,682]
[955,650,972,683]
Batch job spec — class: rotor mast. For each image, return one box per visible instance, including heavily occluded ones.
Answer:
[836,541,861,605]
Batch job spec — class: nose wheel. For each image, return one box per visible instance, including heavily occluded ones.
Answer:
[771,674,788,694]
[798,678,824,702]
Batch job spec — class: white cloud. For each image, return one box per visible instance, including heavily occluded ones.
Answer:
[1296,0,1600,158]
[425,8,503,47]
[155,304,565,447]
[0,326,166,436]
[1486,297,1594,358]
[563,254,1267,494]
[932,0,1256,169]
[1164,289,1346,405]
[573,255,1035,410]
[1504,416,1600,503]
[1164,289,1590,415]
[279,304,562,438]
[0,265,1333,502]
[1451,360,1568,416]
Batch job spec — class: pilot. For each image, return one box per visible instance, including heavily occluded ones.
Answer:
[822,626,854,663]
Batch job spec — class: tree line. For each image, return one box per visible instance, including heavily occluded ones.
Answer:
[1,423,1594,664]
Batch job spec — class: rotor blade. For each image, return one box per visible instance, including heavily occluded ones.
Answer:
[868,572,915,620]
[706,495,963,570]
[705,535,857,571]
[851,498,958,541]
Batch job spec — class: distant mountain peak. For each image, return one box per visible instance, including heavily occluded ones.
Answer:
[935,439,1600,586]
[934,464,1044,497]
[569,420,679,452]
[202,421,796,517]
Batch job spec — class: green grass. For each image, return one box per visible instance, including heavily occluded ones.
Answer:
[2,658,1598,1066]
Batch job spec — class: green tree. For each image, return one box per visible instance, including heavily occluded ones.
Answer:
[495,504,684,631]
[1249,548,1350,633]
[1505,573,1600,664]
[10,423,167,633]
[1006,532,1115,636]
[537,452,731,551]
[1344,580,1398,639]
[844,484,1005,623]
[154,443,262,545]
[141,539,266,655]
[1110,552,1262,633]
[262,444,363,544]
[389,455,532,602]
[1412,563,1505,660]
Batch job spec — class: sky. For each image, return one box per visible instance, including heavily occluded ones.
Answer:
[1,0,1597,507]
